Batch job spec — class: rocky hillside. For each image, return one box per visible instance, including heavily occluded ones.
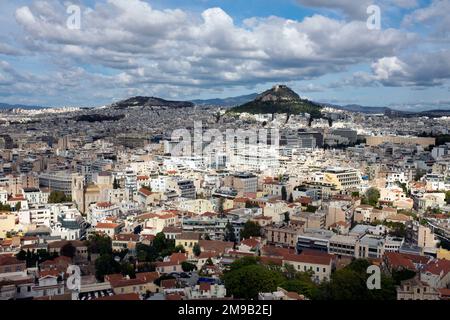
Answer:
[228,85,322,118]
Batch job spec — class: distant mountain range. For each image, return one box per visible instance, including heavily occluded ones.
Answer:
[321,103,388,114]
[227,85,323,119]
[191,93,259,107]
[2,91,449,118]
[0,103,45,110]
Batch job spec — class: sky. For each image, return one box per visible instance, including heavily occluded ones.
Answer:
[0,0,450,110]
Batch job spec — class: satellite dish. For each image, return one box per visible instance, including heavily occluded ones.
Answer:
[114,256,121,262]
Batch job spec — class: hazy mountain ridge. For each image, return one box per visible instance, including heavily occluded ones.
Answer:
[0,103,45,110]
[110,96,195,109]
[191,93,259,107]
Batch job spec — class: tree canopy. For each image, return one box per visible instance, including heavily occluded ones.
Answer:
[48,191,71,203]
[362,188,380,207]
[240,221,261,240]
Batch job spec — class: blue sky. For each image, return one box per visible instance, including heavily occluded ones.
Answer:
[1,0,450,110]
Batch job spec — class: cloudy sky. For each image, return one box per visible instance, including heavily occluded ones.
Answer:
[0,0,449,109]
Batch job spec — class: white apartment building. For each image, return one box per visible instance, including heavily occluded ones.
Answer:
[386,172,408,187]
[124,169,137,200]
[150,176,172,192]
[18,206,56,226]
[88,202,120,226]
[0,188,8,204]
[23,188,49,205]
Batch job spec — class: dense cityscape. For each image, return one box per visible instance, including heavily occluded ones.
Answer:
[0,0,449,307]
[0,84,449,301]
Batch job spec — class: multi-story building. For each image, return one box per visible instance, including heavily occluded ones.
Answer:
[175,180,196,199]
[23,188,49,205]
[265,224,303,248]
[39,172,77,197]
[328,234,360,257]
[322,167,361,190]
[297,228,334,253]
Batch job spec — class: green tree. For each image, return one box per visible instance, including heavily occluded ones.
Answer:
[174,245,186,253]
[240,220,261,240]
[229,256,260,271]
[0,203,12,211]
[15,202,21,211]
[152,232,176,257]
[364,188,380,207]
[392,269,416,285]
[48,191,70,204]
[224,222,236,243]
[217,197,225,216]
[281,269,320,299]
[316,259,396,300]
[222,264,284,299]
[95,254,121,281]
[284,212,290,224]
[414,169,426,181]
[120,262,136,278]
[152,232,167,253]
[305,205,318,213]
[60,242,76,259]
[136,243,158,262]
[87,233,112,255]
[288,193,294,203]
[445,190,450,204]
[181,261,197,272]
[193,243,201,257]
[281,186,287,201]
[16,250,27,261]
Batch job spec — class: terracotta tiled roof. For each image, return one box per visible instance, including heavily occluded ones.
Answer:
[160,279,177,289]
[169,252,188,264]
[96,202,113,208]
[139,188,154,196]
[423,259,450,276]
[0,255,24,266]
[113,233,139,242]
[240,238,260,248]
[199,240,234,254]
[136,272,160,282]
[283,253,333,266]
